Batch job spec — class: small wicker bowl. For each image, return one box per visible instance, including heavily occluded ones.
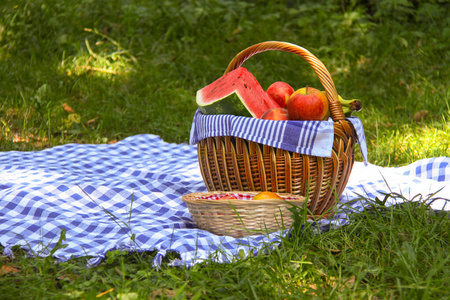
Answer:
[182,191,306,238]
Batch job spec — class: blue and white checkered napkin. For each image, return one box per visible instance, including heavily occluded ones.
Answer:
[189,109,368,163]
[0,134,448,268]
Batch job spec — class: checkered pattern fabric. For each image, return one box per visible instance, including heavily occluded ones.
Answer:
[0,134,448,267]
[340,157,450,213]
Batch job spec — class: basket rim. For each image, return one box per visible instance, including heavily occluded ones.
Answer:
[181,191,307,206]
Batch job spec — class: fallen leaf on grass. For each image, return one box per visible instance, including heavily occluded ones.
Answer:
[313,245,342,254]
[0,265,20,276]
[57,273,77,282]
[299,283,319,295]
[329,249,342,254]
[96,288,114,298]
[63,103,75,113]
[232,26,243,35]
[151,289,178,298]
[357,55,371,69]
[150,288,192,299]
[327,275,357,290]
[417,38,423,48]
[87,117,99,126]
[413,110,428,122]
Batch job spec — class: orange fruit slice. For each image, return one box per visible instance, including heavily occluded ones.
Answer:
[252,191,283,200]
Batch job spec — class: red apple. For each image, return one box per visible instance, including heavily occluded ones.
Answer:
[266,82,295,108]
[286,87,329,121]
[292,86,321,96]
[261,108,290,121]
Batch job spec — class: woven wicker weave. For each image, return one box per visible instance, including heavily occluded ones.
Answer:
[182,191,306,238]
[196,41,357,216]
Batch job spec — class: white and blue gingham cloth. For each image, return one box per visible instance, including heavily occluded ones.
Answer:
[0,134,448,267]
[189,109,368,163]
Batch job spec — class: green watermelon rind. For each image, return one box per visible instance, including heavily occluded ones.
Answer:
[197,91,253,118]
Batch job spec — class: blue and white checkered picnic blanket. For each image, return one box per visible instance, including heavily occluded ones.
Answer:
[0,134,449,267]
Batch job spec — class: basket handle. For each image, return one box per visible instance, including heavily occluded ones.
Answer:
[224,41,345,121]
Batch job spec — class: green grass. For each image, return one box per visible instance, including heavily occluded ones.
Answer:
[0,0,449,298]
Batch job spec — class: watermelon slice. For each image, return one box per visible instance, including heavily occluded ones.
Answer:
[196,67,281,118]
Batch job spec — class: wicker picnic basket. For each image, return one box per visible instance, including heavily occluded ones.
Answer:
[196,41,358,216]
[182,191,306,238]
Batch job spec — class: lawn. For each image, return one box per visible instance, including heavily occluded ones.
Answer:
[0,0,449,299]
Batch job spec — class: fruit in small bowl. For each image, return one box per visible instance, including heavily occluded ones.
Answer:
[252,191,284,200]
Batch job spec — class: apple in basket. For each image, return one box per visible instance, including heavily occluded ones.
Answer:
[261,108,290,121]
[266,81,295,108]
[286,87,329,121]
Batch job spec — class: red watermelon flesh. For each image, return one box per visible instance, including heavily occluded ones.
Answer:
[196,67,281,118]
